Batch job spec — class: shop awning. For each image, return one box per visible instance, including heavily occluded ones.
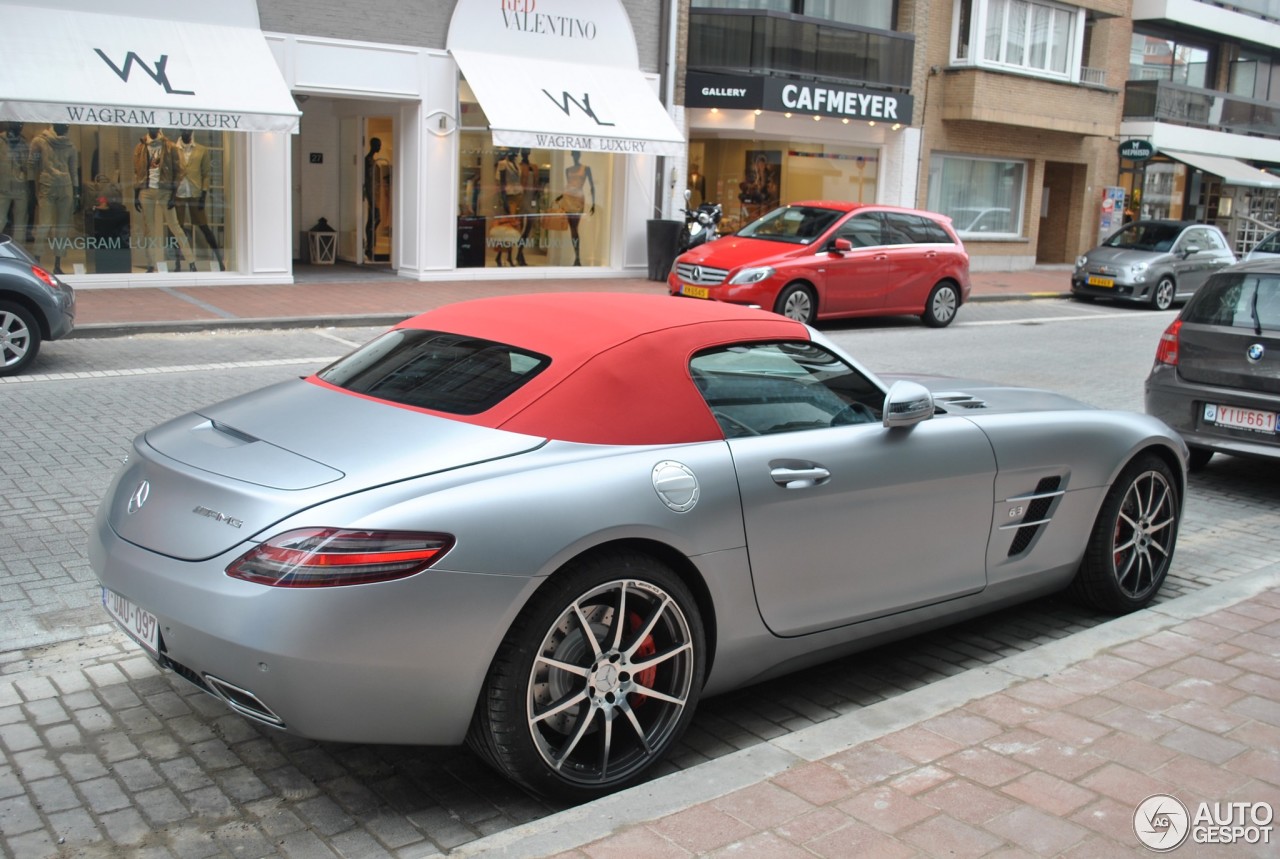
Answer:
[0,2,299,134]
[451,50,684,157]
[1163,150,1280,190]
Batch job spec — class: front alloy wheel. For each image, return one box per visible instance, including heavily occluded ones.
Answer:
[774,284,816,324]
[1071,454,1180,613]
[1151,276,1176,311]
[0,301,42,377]
[468,552,704,800]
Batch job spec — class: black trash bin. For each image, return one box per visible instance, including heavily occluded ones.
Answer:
[646,219,683,282]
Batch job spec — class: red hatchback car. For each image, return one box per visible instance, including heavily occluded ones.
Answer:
[668,201,971,327]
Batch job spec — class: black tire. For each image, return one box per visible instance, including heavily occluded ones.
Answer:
[0,301,42,377]
[1151,276,1176,311]
[921,282,960,328]
[1187,447,1214,471]
[467,551,705,801]
[1070,454,1180,614]
[774,283,816,324]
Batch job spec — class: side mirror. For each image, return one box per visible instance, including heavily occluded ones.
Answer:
[684,189,692,202]
[829,238,853,254]
[1181,243,1201,257]
[883,380,934,428]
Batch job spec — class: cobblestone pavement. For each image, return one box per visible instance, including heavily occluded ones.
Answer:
[2,303,1279,856]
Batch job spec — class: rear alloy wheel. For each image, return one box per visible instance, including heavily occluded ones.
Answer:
[922,282,960,328]
[0,301,42,377]
[1151,276,1176,311]
[1071,454,1180,613]
[774,284,817,324]
[468,552,704,800]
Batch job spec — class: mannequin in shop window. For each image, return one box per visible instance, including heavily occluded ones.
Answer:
[560,150,595,266]
[1,123,32,245]
[363,137,381,261]
[688,162,706,207]
[174,130,225,271]
[133,127,196,272]
[517,149,539,266]
[30,124,81,274]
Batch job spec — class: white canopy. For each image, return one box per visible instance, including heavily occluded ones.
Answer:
[452,50,685,158]
[0,1,299,134]
[1163,150,1280,190]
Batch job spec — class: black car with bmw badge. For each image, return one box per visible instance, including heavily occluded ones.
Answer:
[1146,258,1280,469]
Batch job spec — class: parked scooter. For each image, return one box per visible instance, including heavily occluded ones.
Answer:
[677,189,723,253]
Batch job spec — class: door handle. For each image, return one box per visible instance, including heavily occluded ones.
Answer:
[770,465,831,489]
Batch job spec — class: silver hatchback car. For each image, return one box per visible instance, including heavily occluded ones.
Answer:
[1072,220,1236,310]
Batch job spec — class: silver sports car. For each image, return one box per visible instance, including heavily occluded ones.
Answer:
[90,293,1187,800]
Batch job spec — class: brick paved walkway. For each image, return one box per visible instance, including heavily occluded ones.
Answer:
[456,568,1279,858]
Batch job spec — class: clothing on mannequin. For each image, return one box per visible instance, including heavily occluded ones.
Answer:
[30,124,80,274]
[560,150,595,266]
[1,122,32,244]
[174,129,224,271]
[363,137,381,261]
[133,128,195,272]
[517,149,538,266]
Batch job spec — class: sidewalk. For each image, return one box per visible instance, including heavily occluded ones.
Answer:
[461,568,1280,858]
[67,265,1074,336]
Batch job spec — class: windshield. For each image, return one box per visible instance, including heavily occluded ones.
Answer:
[1102,222,1183,253]
[737,206,842,245]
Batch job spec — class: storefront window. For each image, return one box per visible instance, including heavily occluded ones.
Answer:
[1,122,234,275]
[688,139,878,234]
[457,83,614,269]
[927,154,1025,238]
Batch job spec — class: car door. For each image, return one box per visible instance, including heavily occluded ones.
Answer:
[1172,227,1221,297]
[691,341,996,638]
[818,212,891,315]
[881,212,954,313]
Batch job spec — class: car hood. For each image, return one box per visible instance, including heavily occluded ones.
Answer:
[892,375,1095,414]
[104,379,546,561]
[1080,247,1165,268]
[679,235,811,270]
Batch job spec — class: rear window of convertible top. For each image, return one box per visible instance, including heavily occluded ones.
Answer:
[317,329,550,414]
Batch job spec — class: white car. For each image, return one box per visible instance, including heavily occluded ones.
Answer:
[1244,229,1280,261]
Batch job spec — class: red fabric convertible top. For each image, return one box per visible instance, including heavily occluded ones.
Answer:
[313,293,810,445]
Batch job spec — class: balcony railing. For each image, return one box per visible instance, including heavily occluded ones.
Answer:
[687,9,914,90]
[1123,79,1280,139]
[1202,0,1280,22]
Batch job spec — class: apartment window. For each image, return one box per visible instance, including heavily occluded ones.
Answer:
[927,154,1026,239]
[953,0,1078,79]
[1129,32,1210,88]
[1230,47,1279,101]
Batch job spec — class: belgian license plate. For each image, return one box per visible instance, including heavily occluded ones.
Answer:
[1087,275,1114,288]
[681,284,710,299]
[102,589,159,655]
[1205,403,1277,434]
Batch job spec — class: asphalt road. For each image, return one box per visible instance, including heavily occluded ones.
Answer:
[2,298,1277,855]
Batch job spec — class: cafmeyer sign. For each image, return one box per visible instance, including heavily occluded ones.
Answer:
[687,73,913,122]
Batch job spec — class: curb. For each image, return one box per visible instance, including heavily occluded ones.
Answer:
[67,293,1072,339]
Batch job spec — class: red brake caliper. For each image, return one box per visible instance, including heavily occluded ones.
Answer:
[629,612,657,706]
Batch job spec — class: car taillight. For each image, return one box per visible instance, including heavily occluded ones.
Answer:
[1154,319,1182,366]
[31,265,59,290]
[227,528,454,587]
